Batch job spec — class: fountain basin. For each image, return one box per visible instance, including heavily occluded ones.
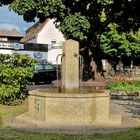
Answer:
[16,89,122,128]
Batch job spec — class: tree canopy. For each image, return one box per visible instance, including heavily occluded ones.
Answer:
[100,23,140,68]
[1,0,140,42]
[1,0,140,80]
[101,23,140,59]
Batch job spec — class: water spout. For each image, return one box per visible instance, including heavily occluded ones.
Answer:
[56,53,64,92]
[79,55,84,89]
[73,53,84,91]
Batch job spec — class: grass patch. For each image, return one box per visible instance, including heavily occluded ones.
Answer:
[0,98,140,140]
[0,127,140,140]
[0,99,28,126]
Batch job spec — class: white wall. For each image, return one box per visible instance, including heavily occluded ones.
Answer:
[22,19,65,64]
[47,48,62,64]
[36,19,64,64]
[0,48,47,62]
[18,51,47,62]
[0,49,14,54]
[37,19,65,44]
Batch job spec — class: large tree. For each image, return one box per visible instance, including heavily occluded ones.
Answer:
[101,23,140,68]
[1,0,140,80]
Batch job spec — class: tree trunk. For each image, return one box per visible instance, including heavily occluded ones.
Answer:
[81,44,105,81]
[90,46,105,81]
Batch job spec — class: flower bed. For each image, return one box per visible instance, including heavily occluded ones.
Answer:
[107,76,140,100]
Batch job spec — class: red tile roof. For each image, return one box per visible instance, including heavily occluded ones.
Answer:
[0,28,23,37]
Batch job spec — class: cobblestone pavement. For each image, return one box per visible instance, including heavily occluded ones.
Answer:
[111,98,140,119]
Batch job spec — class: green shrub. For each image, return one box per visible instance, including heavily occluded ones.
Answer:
[134,81,140,86]
[107,78,140,92]
[0,53,37,105]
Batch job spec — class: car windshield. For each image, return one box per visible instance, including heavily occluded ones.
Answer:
[34,64,55,71]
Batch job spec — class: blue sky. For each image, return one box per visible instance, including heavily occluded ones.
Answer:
[0,6,34,35]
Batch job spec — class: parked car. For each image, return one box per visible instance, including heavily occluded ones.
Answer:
[32,63,57,84]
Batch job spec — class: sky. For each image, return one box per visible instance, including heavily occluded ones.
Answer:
[0,6,34,35]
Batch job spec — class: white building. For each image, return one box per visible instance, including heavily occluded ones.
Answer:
[0,28,48,62]
[0,42,48,62]
[0,28,23,42]
[21,18,65,64]
[0,28,23,55]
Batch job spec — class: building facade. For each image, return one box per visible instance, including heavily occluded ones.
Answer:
[21,18,65,64]
[0,28,48,62]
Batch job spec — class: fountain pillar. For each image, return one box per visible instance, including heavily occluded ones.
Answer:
[62,39,79,93]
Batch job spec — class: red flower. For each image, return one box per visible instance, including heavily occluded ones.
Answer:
[120,76,126,83]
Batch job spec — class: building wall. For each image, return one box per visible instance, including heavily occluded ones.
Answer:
[0,42,48,62]
[36,19,64,64]
[0,48,47,62]
[47,48,62,64]
[23,19,65,64]
[37,19,65,45]
[0,37,8,41]
[17,50,47,62]
[0,49,14,54]
[0,36,22,43]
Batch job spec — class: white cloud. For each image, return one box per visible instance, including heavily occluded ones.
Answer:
[0,23,21,33]
[0,6,34,35]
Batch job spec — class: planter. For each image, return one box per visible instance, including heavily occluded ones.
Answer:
[110,90,139,100]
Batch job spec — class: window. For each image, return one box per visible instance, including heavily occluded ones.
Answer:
[0,37,7,41]
[51,39,57,44]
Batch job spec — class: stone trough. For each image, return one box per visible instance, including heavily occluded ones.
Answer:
[16,89,121,129]
[16,40,122,130]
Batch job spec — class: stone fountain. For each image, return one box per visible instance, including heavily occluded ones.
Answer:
[16,40,121,129]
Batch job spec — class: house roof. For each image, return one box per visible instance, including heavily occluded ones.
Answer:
[0,28,23,38]
[21,18,49,42]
